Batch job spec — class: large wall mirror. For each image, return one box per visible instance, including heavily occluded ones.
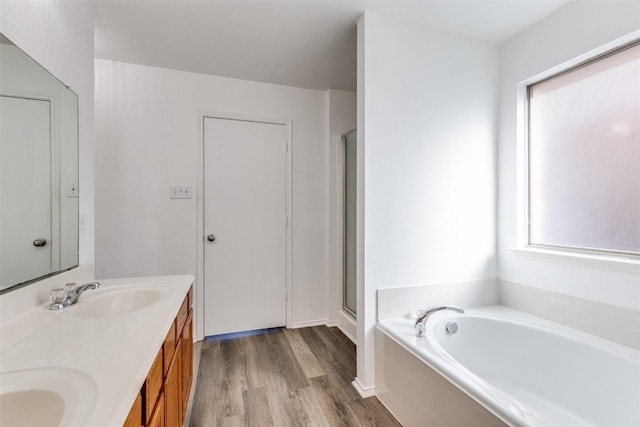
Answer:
[0,34,79,294]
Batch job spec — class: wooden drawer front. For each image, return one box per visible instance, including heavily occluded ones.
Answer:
[163,320,176,377]
[176,295,188,335]
[145,349,164,424]
[124,392,142,427]
[187,285,193,309]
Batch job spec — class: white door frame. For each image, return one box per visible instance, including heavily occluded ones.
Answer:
[195,112,293,341]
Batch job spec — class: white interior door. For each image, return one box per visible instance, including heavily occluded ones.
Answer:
[1,95,52,287]
[203,117,287,336]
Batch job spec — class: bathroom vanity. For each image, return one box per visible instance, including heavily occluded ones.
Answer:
[0,274,194,427]
[124,282,193,427]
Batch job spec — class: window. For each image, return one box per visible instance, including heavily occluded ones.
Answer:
[526,41,640,256]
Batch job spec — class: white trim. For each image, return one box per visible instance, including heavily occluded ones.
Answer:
[195,114,205,341]
[285,121,293,331]
[289,318,357,338]
[509,247,640,273]
[337,310,357,344]
[196,111,293,341]
[352,377,377,398]
[336,135,345,319]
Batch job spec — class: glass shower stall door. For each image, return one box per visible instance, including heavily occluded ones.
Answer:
[342,129,357,317]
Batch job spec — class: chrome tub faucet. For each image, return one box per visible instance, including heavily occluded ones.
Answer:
[49,282,100,310]
[415,305,464,337]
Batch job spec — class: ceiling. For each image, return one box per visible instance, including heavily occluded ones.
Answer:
[94,1,569,92]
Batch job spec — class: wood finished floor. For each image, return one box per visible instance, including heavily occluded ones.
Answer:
[189,326,401,427]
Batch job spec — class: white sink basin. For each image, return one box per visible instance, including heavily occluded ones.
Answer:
[68,285,168,318]
[0,368,96,427]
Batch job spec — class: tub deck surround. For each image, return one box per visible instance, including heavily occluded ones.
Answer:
[376,305,640,427]
[376,279,499,321]
[499,280,640,351]
[0,274,194,427]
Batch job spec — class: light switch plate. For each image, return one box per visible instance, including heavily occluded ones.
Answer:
[170,185,192,199]
[66,182,79,197]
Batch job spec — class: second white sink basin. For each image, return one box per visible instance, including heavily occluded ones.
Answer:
[68,285,168,318]
[0,368,96,427]
[1,389,64,427]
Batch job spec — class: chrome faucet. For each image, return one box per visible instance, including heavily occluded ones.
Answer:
[415,305,464,337]
[49,282,101,310]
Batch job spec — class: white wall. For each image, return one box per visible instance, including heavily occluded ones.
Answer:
[0,0,95,273]
[498,2,640,311]
[328,89,357,341]
[94,59,330,336]
[357,12,498,393]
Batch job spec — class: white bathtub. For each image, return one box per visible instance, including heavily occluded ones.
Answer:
[376,306,640,427]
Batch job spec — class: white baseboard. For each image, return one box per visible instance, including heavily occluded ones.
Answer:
[196,319,340,340]
[289,319,329,329]
[291,318,357,344]
[352,377,377,398]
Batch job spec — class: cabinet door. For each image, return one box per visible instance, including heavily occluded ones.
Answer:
[147,391,165,427]
[164,338,182,427]
[181,312,193,416]
[163,320,176,377]
[123,393,142,427]
[145,349,164,424]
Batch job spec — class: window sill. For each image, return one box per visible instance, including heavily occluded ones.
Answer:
[509,247,640,273]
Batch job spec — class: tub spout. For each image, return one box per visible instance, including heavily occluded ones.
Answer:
[415,305,464,337]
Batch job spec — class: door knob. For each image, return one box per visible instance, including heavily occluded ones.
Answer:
[207,234,216,242]
[33,238,47,247]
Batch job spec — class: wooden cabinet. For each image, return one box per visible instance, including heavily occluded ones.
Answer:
[124,393,143,427]
[124,285,193,427]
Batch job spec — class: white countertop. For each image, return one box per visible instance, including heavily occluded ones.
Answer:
[0,274,194,427]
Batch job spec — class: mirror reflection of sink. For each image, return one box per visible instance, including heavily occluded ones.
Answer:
[0,368,96,427]
[68,285,169,318]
